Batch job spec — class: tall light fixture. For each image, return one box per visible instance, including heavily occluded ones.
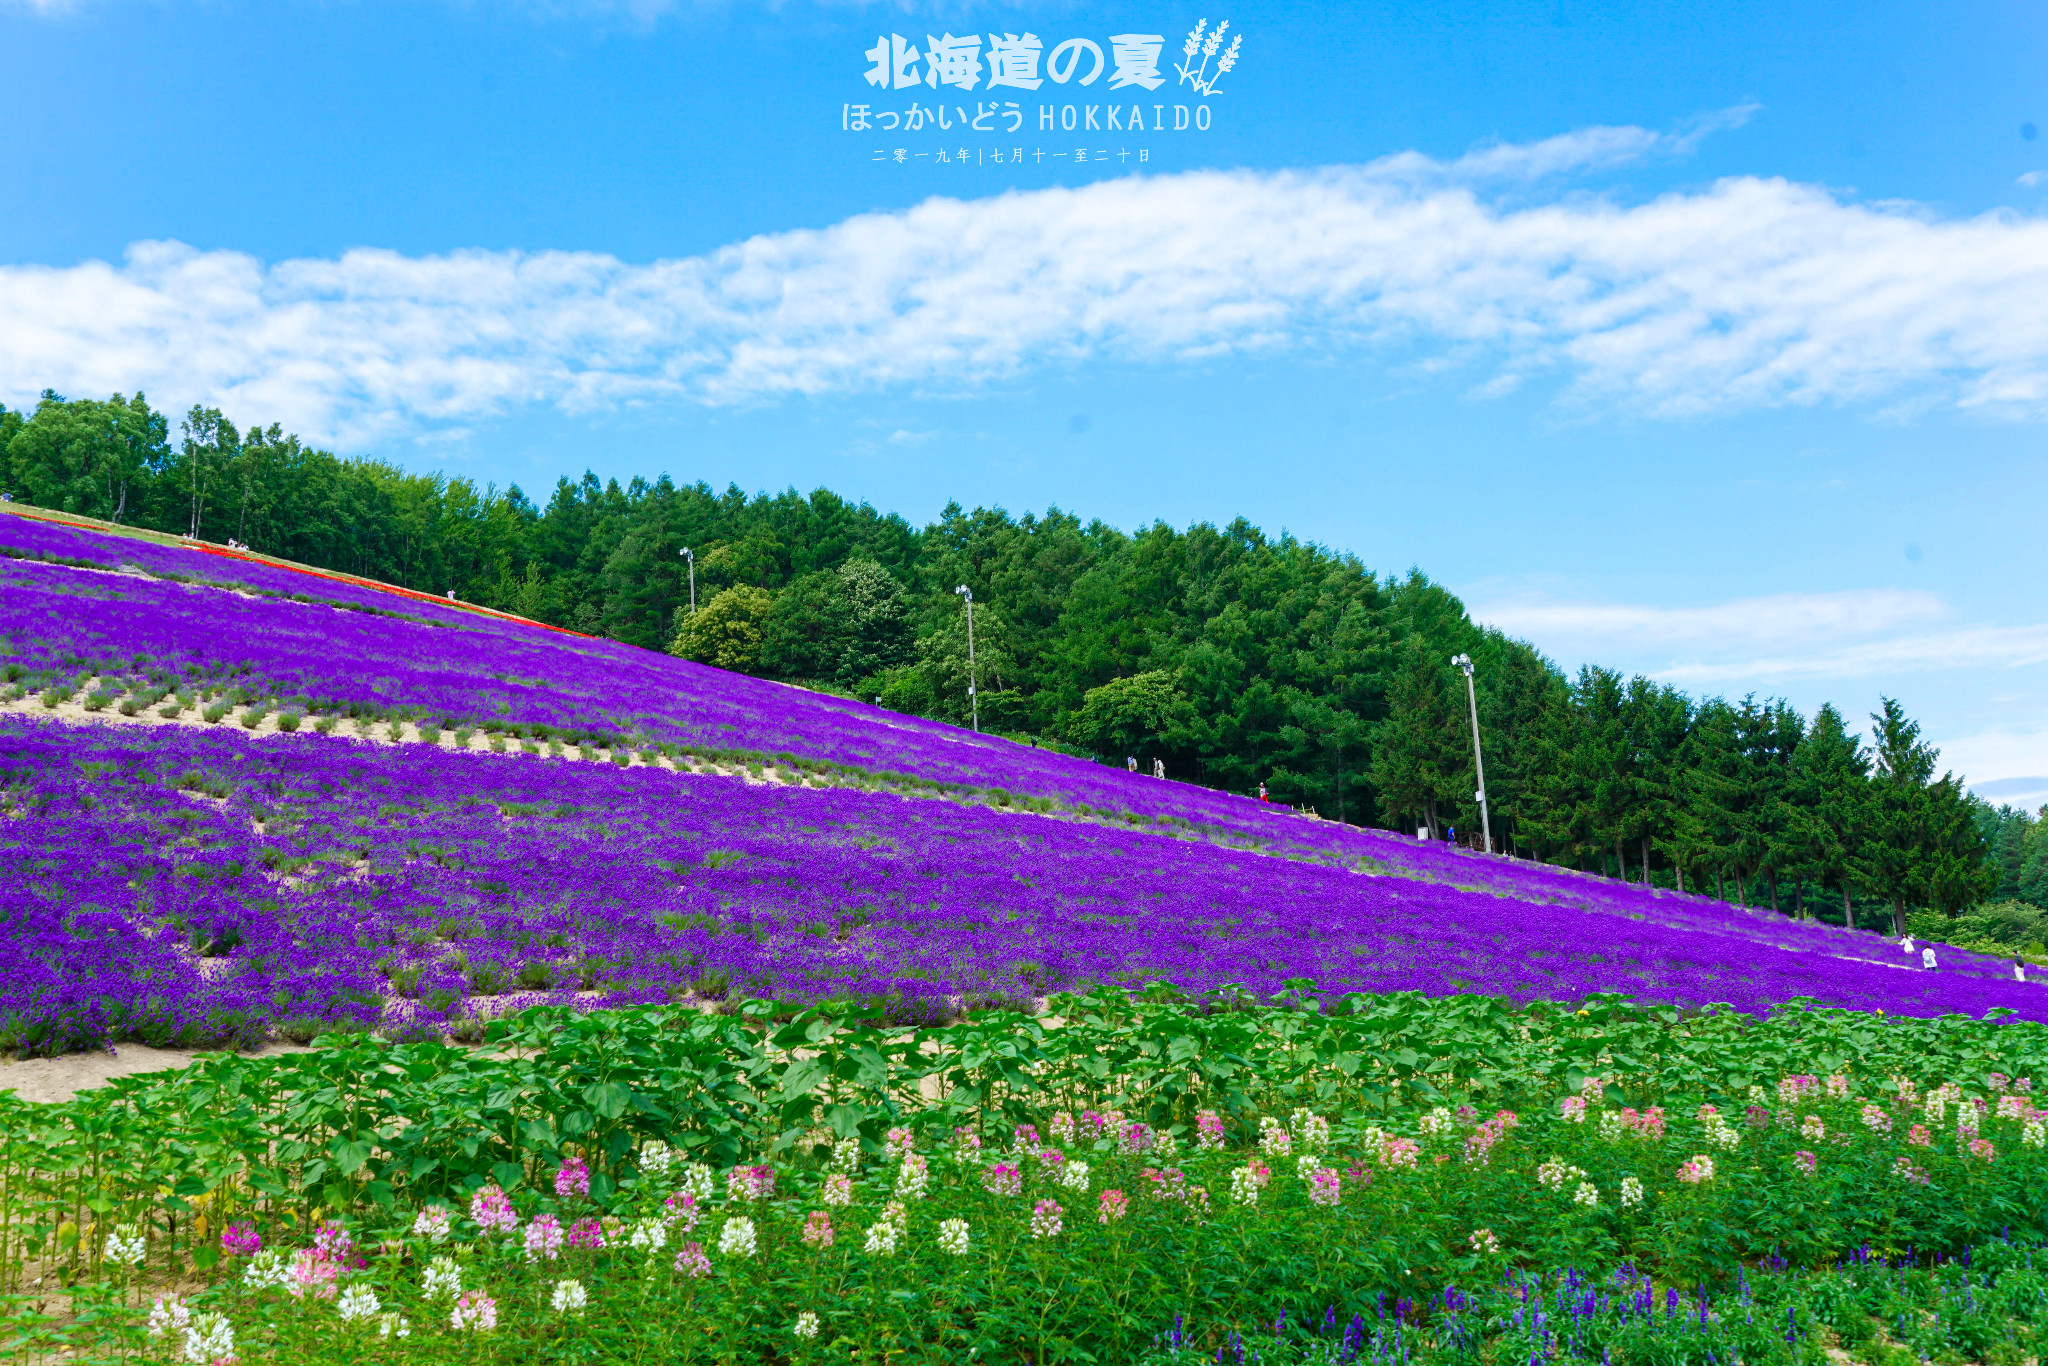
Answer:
[680,547,695,615]
[1451,653,1493,854]
[955,584,978,733]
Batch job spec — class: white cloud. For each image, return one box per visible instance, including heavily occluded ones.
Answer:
[1934,728,2048,800]
[2020,171,2046,188]
[1476,587,1948,650]
[8,122,2048,444]
[1651,623,2048,687]
[1477,587,2048,686]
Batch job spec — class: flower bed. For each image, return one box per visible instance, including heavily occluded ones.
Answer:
[7,993,2048,1363]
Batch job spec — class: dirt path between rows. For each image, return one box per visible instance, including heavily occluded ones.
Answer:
[0,1041,318,1105]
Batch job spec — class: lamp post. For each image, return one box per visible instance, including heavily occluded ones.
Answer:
[1451,653,1492,854]
[679,547,695,615]
[955,584,978,733]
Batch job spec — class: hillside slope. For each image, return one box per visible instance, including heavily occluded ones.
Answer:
[2,509,2038,1049]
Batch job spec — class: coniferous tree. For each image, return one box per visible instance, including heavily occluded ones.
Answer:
[1787,703,1869,925]
[1674,699,1745,903]
[1369,639,1468,837]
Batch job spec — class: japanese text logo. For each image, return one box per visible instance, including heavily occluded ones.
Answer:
[863,22,1243,96]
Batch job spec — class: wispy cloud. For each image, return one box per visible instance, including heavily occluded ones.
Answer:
[1477,588,1948,650]
[7,119,2048,445]
[1933,729,2048,801]
[1651,624,2048,686]
[1474,586,2048,691]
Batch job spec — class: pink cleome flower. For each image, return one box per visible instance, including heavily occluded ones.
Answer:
[727,1165,776,1202]
[1908,1125,1932,1147]
[220,1224,261,1258]
[1098,1189,1129,1223]
[1195,1110,1227,1150]
[1308,1167,1342,1207]
[469,1184,518,1234]
[524,1214,563,1262]
[452,1289,497,1332]
[664,1192,702,1230]
[1464,1114,1514,1166]
[673,1242,712,1277]
[1776,1074,1818,1105]
[285,1250,339,1300]
[566,1218,605,1250]
[313,1223,359,1267]
[1617,1106,1665,1139]
[983,1163,1023,1197]
[1969,1138,1997,1163]
[554,1156,591,1199]
[802,1211,835,1249]
[1793,1150,1818,1175]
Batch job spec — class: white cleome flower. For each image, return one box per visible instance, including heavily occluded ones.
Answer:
[937,1217,971,1254]
[337,1283,381,1321]
[1057,1160,1092,1191]
[422,1255,464,1300]
[243,1249,290,1290]
[105,1224,147,1267]
[717,1217,758,1259]
[550,1278,589,1314]
[181,1312,235,1365]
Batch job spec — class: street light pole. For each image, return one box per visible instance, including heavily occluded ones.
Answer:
[955,584,978,733]
[1451,653,1493,854]
[680,547,695,615]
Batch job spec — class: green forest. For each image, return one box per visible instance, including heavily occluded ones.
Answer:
[5,389,2041,949]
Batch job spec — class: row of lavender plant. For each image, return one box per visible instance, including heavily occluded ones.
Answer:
[4,719,2042,1053]
[0,510,2000,985]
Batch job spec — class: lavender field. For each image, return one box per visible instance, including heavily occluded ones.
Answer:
[4,512,2018,969]
[5,716,2043,1053]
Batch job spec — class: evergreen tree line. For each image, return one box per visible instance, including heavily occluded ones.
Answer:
[2,391,2025,942]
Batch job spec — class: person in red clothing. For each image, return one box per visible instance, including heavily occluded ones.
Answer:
[1258,781,1269,802]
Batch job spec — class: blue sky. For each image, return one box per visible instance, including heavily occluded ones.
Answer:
[3,0,2046,802]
